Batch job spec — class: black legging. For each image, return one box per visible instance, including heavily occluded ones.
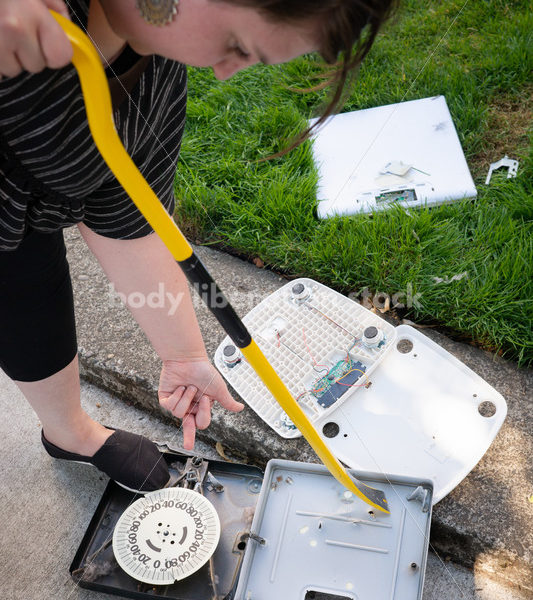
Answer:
[0,228,77,382]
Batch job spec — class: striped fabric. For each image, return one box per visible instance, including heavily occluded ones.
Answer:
[0,0,187,251]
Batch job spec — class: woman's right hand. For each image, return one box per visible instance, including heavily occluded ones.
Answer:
[0,0,73,79]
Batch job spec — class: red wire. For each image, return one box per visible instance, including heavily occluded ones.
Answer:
[301,327,317,365]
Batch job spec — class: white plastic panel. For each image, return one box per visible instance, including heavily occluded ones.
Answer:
[235,460,433,600]
[311,96,477,217]
[214,278,397,438]
[319,325,507,503]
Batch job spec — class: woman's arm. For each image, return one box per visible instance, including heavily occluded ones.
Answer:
[78,222,206,361]
[77,222,243,449]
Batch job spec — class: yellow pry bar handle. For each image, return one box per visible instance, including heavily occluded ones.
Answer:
[52,11,389,514]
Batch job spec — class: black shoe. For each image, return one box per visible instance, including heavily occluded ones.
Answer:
[41,428,170,494]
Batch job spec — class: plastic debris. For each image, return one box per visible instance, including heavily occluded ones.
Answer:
[485,155,519,185]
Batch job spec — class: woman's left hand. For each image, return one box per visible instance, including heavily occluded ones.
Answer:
[158,358,244,449]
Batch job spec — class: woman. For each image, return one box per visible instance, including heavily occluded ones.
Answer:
[0,0,395,492]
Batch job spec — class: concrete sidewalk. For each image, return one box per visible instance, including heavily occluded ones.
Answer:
[0,371,529,600]
[62,226,533,594]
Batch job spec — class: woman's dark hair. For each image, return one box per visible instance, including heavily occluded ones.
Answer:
[223,0,398,154]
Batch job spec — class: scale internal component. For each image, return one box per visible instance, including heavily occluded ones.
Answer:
[305,349,367,409]
[70,451,265,599]
[236,460,433,600]
[375,188,417,204]
[112,488,220,585]
[214,278,396,439]
[215,278,507,504]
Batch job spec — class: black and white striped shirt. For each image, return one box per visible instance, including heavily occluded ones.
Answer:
[0,0,187,251]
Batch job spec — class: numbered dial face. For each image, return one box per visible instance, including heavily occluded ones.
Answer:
[112,487,221,585]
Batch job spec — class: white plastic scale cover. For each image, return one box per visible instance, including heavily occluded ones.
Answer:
[235,460,434,600]
[214,278,507,504]
[310,96,477,217]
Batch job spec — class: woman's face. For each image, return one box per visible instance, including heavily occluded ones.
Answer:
[100,0,319,80]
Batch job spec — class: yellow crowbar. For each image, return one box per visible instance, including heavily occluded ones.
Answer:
[52,11,389,514]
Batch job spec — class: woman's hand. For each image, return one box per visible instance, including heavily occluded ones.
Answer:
[0,0,72,79]
[158,358,244,450]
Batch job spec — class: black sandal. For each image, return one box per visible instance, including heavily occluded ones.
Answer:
[41,428,170,493]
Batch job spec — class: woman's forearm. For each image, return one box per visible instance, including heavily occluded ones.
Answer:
[77,223,207,361]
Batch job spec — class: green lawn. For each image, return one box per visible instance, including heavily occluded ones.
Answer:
[174,0,533,365]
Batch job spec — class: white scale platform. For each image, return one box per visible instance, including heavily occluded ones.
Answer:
[310,96,477,217]
[215,278,506,504]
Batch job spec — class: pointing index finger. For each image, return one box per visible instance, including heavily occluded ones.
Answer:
[182,413,196,450]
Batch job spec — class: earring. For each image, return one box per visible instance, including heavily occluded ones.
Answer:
[136,0,180,27]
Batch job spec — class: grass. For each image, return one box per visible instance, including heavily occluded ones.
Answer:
[174,0,533,366]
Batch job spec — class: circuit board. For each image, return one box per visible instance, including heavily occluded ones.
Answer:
[312,358,367,408]
[375,188,417,203]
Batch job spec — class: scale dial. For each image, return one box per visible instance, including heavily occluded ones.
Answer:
[112,487,220,585]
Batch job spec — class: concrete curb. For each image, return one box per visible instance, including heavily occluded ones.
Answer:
[65,227,533,593]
